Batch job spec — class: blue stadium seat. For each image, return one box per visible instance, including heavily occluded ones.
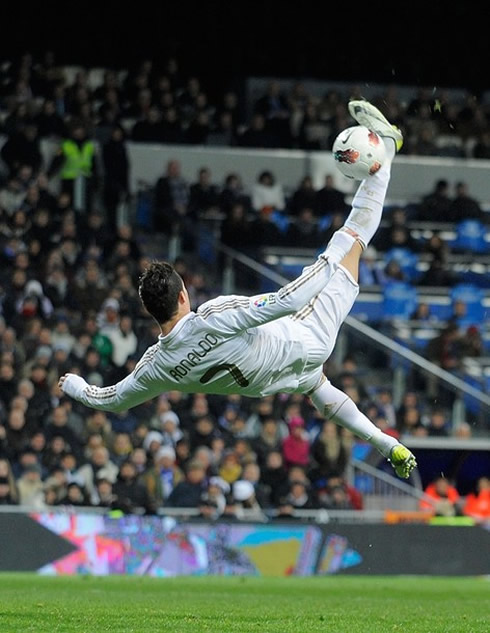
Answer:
[450,283,485,325]
[317,215,332,233]
[385,247,420,282]
[271,210,290,233]
[453,219,489,254]
[382,282,418,320]
[411,328,439,352]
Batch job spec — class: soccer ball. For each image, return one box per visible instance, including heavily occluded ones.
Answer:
[332,125,386,180]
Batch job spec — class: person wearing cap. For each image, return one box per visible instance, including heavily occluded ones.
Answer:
[16,462,45,509]
[198,476,230,519]
[232,479,266,522]
[96,297,120,334]
[60,127,418,481]
[158,410,183,446]
[142,444,184,508]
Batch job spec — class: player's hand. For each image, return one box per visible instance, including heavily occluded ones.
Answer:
[58,374,68,391]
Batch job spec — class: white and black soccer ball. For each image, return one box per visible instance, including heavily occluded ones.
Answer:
[332,125,386,180]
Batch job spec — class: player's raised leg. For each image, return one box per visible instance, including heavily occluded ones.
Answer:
[306,103,417,478]
[320,99,403,267]
[308,377,417,479]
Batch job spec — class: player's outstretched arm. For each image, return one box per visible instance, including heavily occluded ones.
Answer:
[198,253,338,334]
[59,363,163,413]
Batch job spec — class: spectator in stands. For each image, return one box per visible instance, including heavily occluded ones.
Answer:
[253,80,291,148]
[287,176,317,217]
[131,106,165,143]
[284,207,322,249]
[69,260,108,318]
[397,406,426,437]
[252,417,282,467]
[472,131,490,160]
[426,323,462,371]
[316,475,356,510]
[188,167,220,219]
[408,126,438,157]
[105,315,138,372]
[76,445,118,503]
[383,258,406,284]
[420,475,461,516]
[284,478,315,510]
[282,417,310,470]
[425,408,450,437]
[165,459,207,508]
[251,170,285,214]
[47,120,98,213]
[314,174,347,217]
[218,449,242,485]
[1,123,43,177]
[0,476,17,504]
[458,325,483,358]
[237,113,275,148]
[418,258,457,288]
[35,99,66,139]
[417,179,451,222]
[143,445,184,508]
[44,405,82,459]
[112,459,151,514]
[16,462,44,508]
[59,481,89,507]
[448,181,483,222]
[220,202,252,252]
[153,159,194,248]
[358,246,385,286]
[248,205,285,249]
[232,479,266,521]
[297,102,328,150]
[207,110,237,147]
[463,477,490,522]
[218,172,250,217]
[102,124,129,232]
[309,420,350,482]
[240,461,269,508]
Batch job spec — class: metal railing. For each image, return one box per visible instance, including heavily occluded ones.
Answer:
[211,239,490,419]
[347,458,432,512]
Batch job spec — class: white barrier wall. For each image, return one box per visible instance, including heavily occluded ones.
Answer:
[126,142,490,205]
[34,138,490,206]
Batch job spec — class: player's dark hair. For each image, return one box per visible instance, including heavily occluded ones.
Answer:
[138,261,183,324]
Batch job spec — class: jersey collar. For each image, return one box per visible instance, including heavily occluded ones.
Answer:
[158,311,195,346]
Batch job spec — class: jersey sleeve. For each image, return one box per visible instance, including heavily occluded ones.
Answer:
[197,254,335,334]
[61,365,163,413]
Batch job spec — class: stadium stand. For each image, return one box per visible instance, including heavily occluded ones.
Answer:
[0,52,489,518]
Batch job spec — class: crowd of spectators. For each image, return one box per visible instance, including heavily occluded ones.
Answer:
[1,52,490,159]
[0,52,488,518]
[419,475,490,523]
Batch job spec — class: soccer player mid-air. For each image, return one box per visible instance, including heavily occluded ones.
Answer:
[60,101,417,479]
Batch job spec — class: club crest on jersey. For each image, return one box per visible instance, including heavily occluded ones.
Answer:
[253,294,275,308]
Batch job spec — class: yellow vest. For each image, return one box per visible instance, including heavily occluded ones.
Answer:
[60,139,95,180]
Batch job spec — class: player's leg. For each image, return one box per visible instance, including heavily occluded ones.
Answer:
[308,376,417,479]
[320,102,402,266]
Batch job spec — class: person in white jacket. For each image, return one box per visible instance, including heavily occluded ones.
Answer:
[106,315,138,368]
[60,100,416,479]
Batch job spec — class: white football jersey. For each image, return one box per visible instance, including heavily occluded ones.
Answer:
[62,254,337,411]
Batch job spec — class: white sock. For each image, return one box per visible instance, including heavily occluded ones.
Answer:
[343,139,394,247]
[309,378,398,457]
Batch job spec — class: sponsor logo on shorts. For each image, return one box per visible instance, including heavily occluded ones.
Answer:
[253,294,276,308]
